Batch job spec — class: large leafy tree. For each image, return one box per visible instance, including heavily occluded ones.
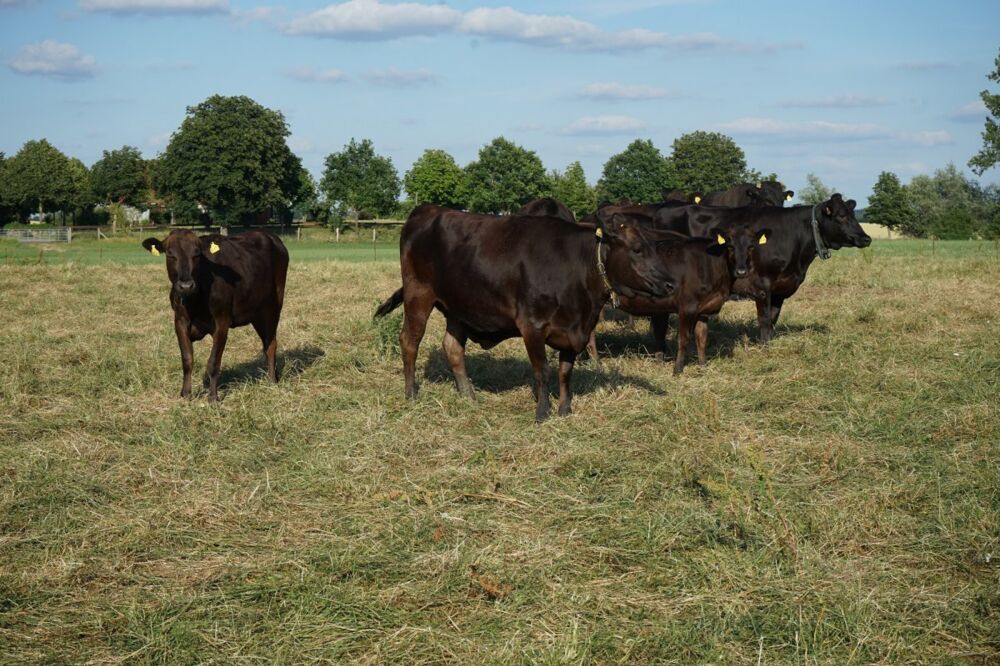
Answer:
[3,139,78,219]
[464,137,548,214]
[667,131,753,194]
[969,48,1000,175]
[866,171,914,234]
[798,173,835,205]
[0,152,13,225]
[906,163,997,239]
[90,145,148,207]
[157,95,304,225]
[320,138,401,219]
[596,139,671,203]
[404,149,467,209]
[549,161,596,219]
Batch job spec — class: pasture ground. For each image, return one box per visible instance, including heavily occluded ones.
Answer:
[1,238,998,663]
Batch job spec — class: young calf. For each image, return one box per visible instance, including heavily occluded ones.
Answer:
[142,229,289,401]
[617,223,767,374]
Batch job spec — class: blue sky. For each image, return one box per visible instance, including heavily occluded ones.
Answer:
[1,0,998,201]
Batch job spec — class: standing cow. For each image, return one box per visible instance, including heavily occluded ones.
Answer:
[142,229,289,401]
[374,204,674,422]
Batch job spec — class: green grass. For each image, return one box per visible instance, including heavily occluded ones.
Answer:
[1,241,998,663]
[0,237,399,265]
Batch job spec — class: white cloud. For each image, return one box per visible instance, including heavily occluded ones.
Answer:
[563,115,647,135]
[777,95,890,108]
[283,1,797,54]
[286,66,349,83]
[7,40,97,79]
[285,0,460,38]
[718,117,952,147]
[578,82,672,101]
[365,67,438,87]
[80,0,229,13]
[949,100,987,122]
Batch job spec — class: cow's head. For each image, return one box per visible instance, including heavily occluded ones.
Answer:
[142,230,221,298]
[597,213,673,297]
[758,181,794,207]
[711,224,770,279]
[816,194,872,249]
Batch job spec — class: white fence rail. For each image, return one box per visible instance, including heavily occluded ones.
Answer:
[0,227,72,243]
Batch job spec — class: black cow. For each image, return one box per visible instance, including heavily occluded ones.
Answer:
[614,221,765,374]
[142,229,289,401]
[700,180,793,208]
[653,194,871,342]
[662,189,704,205]
[374,204,673,422]
[517,197,576,223]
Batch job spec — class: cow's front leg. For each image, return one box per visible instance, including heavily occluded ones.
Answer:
[521,330,551,423]
[175,316,195,398]
[557,349,577,417]
[205,318,230,402]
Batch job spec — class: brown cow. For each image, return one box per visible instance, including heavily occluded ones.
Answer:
[374,204,674,422]
[142,229,289,401]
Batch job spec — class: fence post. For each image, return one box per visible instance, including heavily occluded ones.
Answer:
[67,227,73,243]
[336,227,340,243]
[373,227,377,261]
[297,227,302,242]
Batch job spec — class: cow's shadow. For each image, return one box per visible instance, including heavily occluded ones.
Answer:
[216,344,325,388]
[423,347,664,396]
[593,315,830,362]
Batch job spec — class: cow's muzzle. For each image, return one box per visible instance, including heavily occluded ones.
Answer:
[175,279,196,296]
[735,267,749,278]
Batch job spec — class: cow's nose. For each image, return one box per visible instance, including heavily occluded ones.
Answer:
[735,268,748,278]
[177,280,195,292]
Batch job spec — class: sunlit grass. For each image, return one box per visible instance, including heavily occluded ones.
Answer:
[0,240,997,663]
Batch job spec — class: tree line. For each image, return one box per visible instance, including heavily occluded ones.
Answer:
[2,43,999,240]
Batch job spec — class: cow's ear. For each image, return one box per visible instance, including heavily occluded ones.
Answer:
[707,226,728,255]
[784,190,795,201]
[824,206,833,216]
[756,228,772,245]
[142,238,164,256]
[847,199,857,211]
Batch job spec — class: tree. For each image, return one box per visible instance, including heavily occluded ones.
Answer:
[969,48,1000,175]
[667,131,752,194]
[464,137,548,214]
[404,149,467,209]
[865,172,914,233]
[906,163,996,239]
[549,161,596,219]
[0,152,13,225]
[799,173,835,205]
[596,139,671,203]
[90,146,148,208]
[320,138,401,220]
[3,139,78,220]
[157,95,304,225]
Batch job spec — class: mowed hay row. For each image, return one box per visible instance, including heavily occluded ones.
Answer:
[0,244,998,664]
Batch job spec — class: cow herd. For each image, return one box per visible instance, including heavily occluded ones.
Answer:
[141,180,872,422]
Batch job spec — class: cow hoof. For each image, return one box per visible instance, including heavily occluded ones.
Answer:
[558,404,572,417]
[672,367,684,376]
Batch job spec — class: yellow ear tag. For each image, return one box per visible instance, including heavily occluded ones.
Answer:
[759,233,768,245]
[209,242,220,254]
[694,196,702,204]
[716,234,726,245]
[785,193,793,201]
[150,246,160,256]
[755,181,762,188]
[595,228,604,238]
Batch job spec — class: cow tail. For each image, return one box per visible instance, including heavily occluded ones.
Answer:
[374,288,404,318]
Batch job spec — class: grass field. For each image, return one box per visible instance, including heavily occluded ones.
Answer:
[1,238,998,663]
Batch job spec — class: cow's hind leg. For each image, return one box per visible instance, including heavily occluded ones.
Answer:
[442,320,475,399]
[585,329,600,369]
[521,329,551,423]
[206,319,231,402]
[557,349,577,417]
[651,314,669,363]
[253,318,278,383]
[401,289,433,400]
[695,317,709,366]
[673,311,695,376]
